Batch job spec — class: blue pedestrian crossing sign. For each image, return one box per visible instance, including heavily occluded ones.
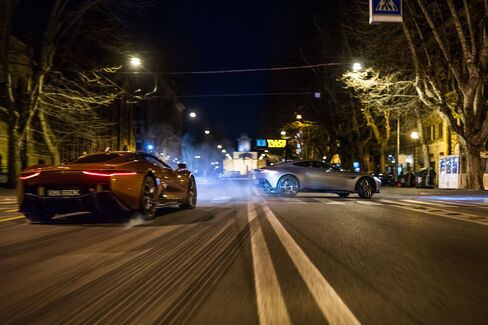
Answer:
[370,0,402,24]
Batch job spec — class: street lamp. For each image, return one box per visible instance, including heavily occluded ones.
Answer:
[280,130,286,136]
[189,112,197,118]
[410,131,419,139]
[296,114,302,120]
[221,149,227,153]
[352,62,362,72]
[204,129,210,135]
[130,57,141,67]
[217,144,222,149]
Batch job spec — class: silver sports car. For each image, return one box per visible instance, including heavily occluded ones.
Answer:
[253,160,381,198]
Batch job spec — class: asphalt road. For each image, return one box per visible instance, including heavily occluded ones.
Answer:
[1,183,488,324]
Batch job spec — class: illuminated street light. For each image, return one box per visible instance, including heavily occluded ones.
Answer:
[221,149,227,153]
[146,144,154,150]
[352,62,362,72]
[217,144,222,149]
[189,112,197,118]
[130,57,141,67]
[410,131,420,139]
[194,155,201,159]
[280,130,286,136]
[296,114,302,120]
[204,129,211,135]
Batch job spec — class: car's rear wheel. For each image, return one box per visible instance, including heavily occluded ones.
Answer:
[277,175,299,197]
[180,177,197,209]
[139,176,157,220]
[25,212,54,223]
[338,192,350,198]
[357,177,375,199]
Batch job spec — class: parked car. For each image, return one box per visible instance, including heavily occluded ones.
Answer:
[253,160,381,198]
[17,152,197,223]
[373,172,395,186]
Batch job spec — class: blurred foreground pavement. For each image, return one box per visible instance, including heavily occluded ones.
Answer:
[0,180,487,324]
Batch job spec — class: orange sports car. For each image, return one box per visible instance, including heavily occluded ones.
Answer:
[17,152,197,222]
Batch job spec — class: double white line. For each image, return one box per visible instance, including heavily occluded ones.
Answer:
[247,202,360,325]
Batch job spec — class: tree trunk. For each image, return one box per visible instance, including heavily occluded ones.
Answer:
[6,113,17,188]
[463,141,484,190]
[38,111,60,165]
[379,144,386,173]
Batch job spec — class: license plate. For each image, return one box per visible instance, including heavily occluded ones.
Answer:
[47,189,81,197]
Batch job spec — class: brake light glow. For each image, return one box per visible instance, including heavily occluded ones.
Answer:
[19,172,41,180]
[82,171,137,177]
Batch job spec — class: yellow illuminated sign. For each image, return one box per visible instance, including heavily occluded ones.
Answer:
[267,139,286,148]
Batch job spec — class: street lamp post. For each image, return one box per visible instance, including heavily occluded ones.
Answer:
[410,131,420,172]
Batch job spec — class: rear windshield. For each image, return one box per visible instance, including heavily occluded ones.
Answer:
[71,153,126,164]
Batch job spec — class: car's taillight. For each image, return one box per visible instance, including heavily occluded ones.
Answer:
[82,171,137,177]
[19,172,41,180]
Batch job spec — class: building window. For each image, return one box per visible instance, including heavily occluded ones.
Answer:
[438,122,443,139]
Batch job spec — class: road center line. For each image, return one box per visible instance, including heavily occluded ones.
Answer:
[247,203,291,325]
[0,215,25,222]
[261,204,360,325]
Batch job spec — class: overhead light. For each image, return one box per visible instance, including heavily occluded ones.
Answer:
[130,57,141,67]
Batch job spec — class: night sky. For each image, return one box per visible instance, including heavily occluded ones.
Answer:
[138,1,339,142]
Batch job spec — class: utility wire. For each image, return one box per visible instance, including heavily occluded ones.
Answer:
[114,62,344,76]
[144,91,317,99]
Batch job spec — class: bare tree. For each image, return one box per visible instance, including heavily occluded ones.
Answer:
[402,0,488,189]
[39,69,121,163]
[0,0,149,186]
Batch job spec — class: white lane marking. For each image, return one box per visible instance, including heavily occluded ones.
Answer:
[315,198,346,205]
[355,200,383,206]
[326,201,347,205]
[247,203,291,325]
[286,198,307,203]
[262,204,360,325]
[401,199,450,208]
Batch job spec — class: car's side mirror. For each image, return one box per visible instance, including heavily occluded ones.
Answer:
[177,163,187,170]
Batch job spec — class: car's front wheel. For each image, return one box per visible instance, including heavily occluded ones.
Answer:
[139,176,157,220]
[277,175,299,197]
[357,177,375,199]
[180,177,197,209]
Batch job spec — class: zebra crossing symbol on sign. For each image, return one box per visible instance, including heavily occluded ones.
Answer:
[376,0,398,11]
[370,0,402,23]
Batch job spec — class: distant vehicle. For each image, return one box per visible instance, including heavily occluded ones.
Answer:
[17,152,197,223]
[253,160,381,198]
[373,172,395,186]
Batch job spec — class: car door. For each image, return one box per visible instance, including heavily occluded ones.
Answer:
[314,162,347,190]
[144,155,184,202]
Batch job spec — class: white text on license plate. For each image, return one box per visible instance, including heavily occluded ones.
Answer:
[47,189,80,196]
